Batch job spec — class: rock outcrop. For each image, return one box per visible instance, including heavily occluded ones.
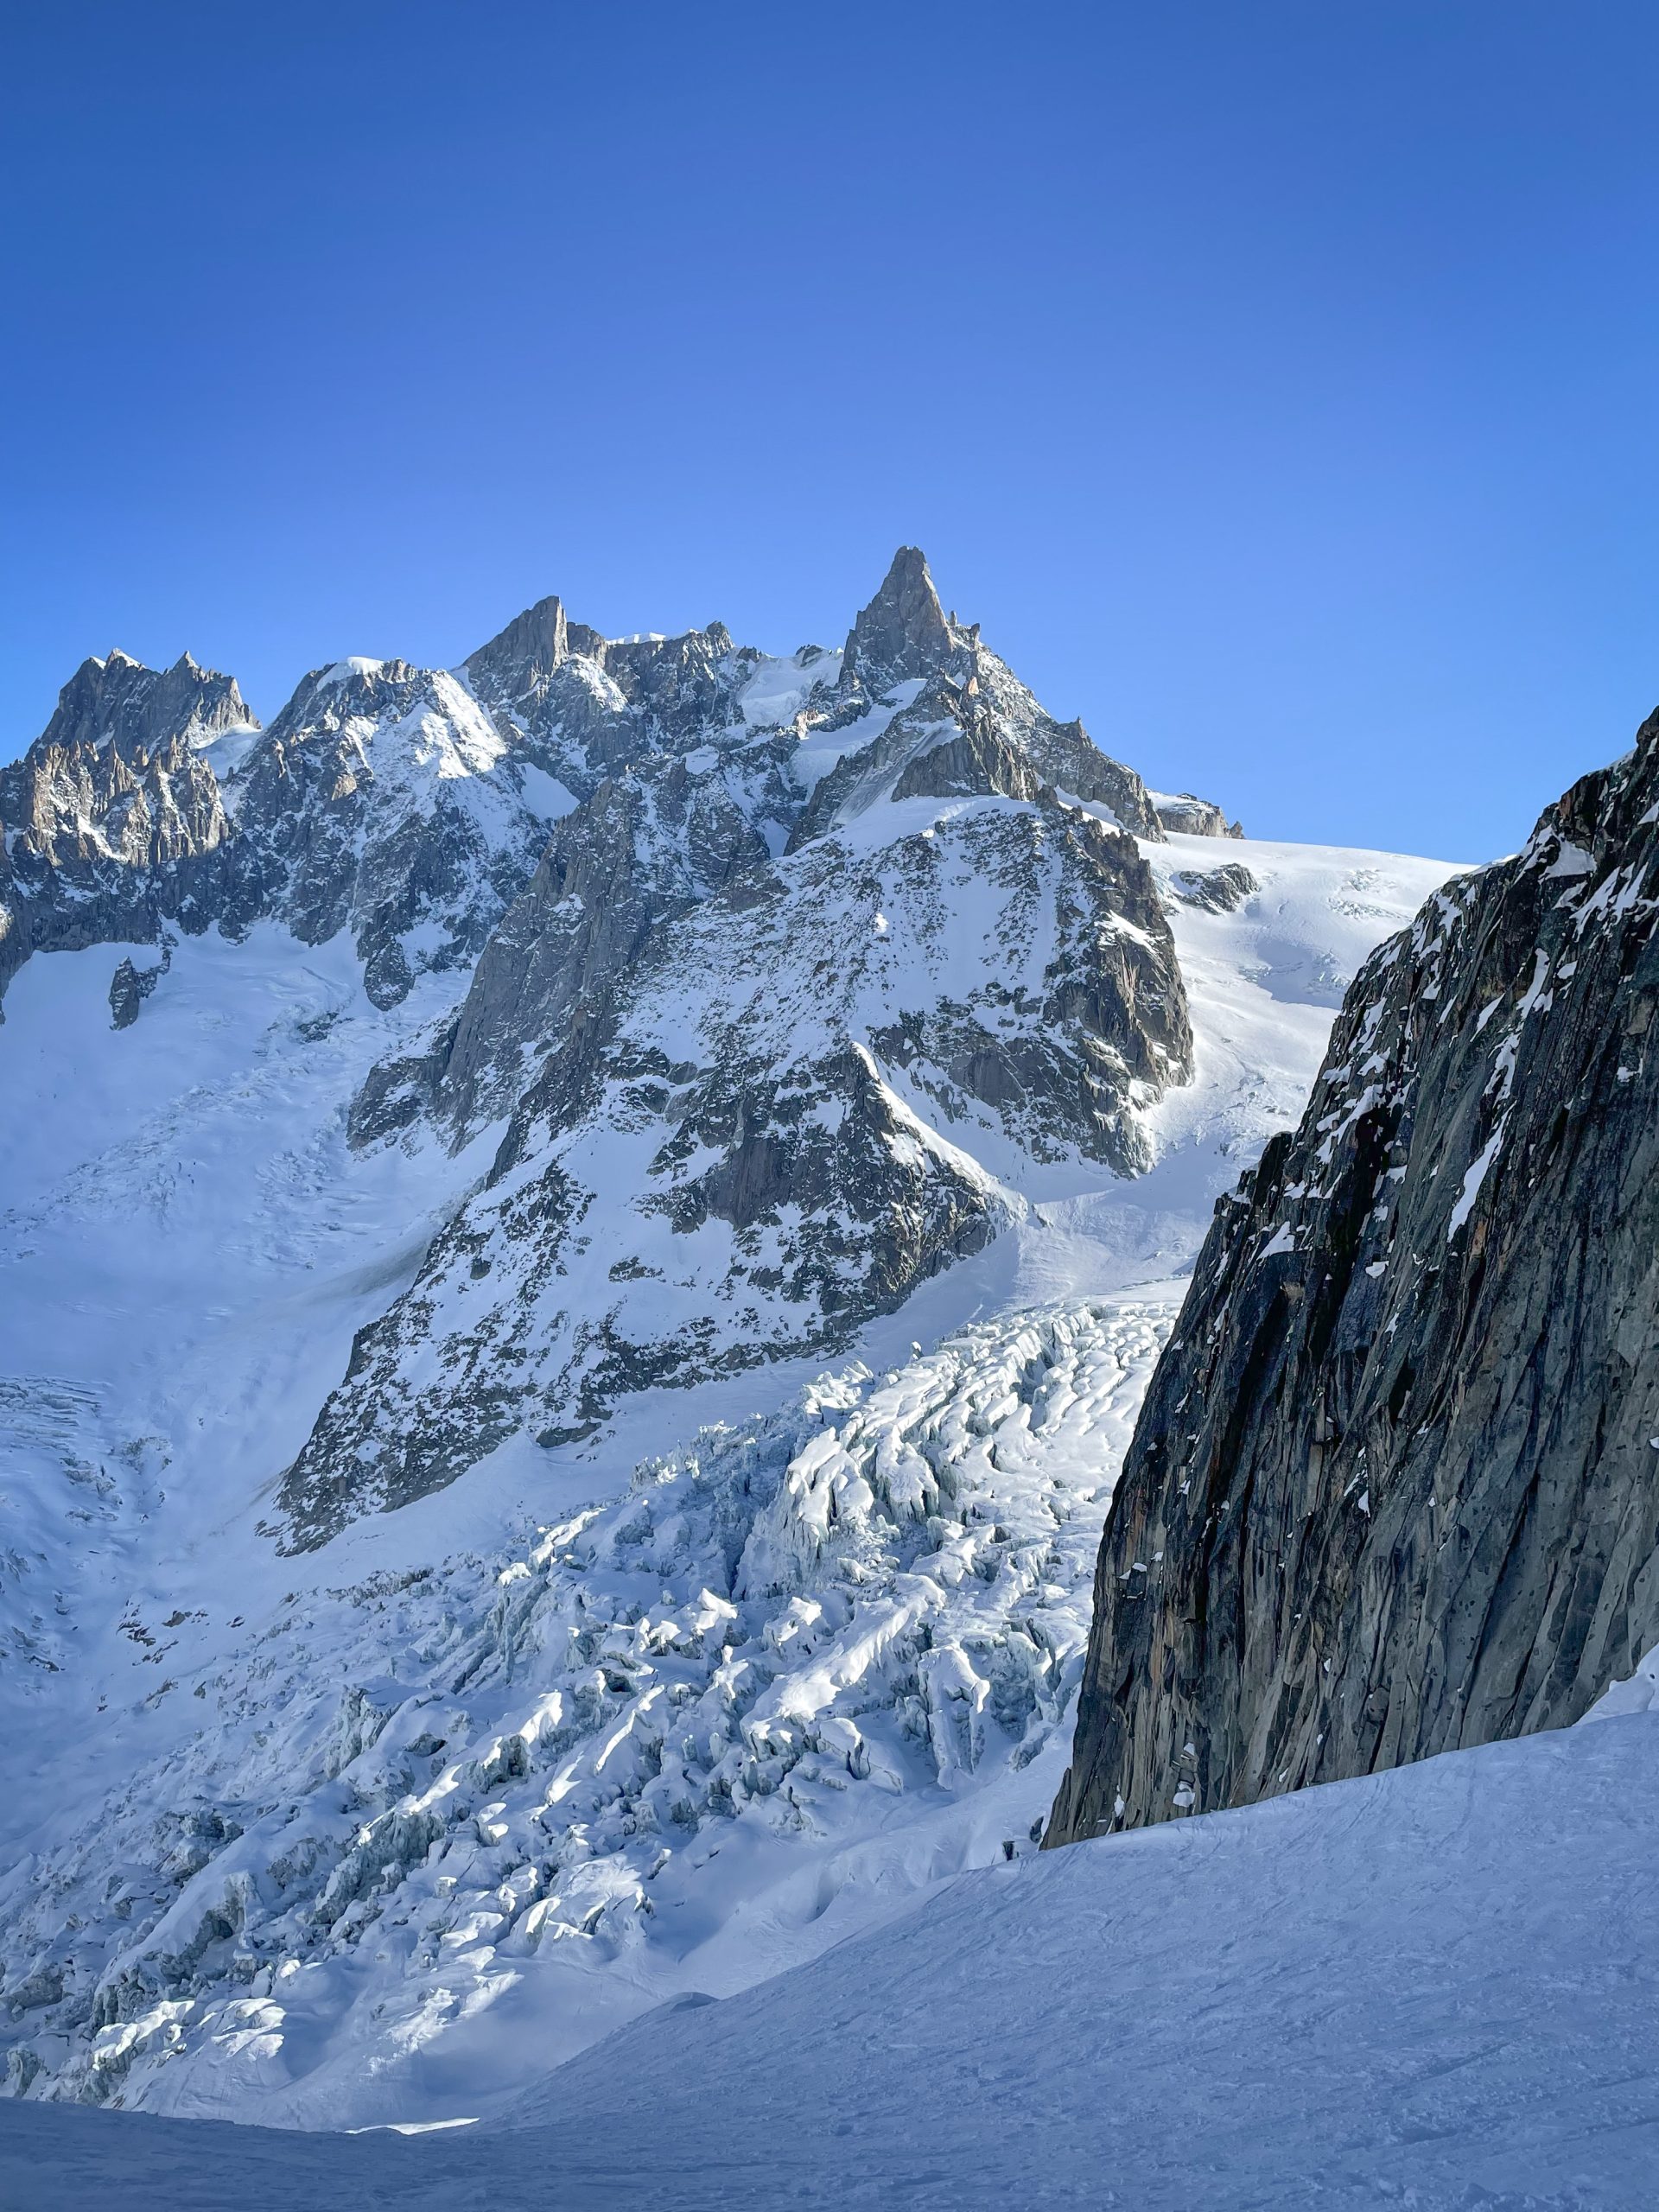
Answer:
[107,950,167,1029]
[1152,791,1244,838]
[0,651,251,1007]
[1168,861,1257,913]
[1049,709,1659,1846]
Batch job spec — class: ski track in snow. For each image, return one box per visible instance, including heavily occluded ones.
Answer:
[0,824,1460,2124]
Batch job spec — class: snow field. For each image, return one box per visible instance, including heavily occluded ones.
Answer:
[6,1702,1659,2206]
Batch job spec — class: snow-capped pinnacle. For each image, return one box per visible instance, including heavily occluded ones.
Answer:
[842,546,964,694]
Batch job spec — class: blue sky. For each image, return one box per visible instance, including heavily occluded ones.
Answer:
[5,1,1656,860]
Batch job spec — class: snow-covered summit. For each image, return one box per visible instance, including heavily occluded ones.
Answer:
[219,655,569,1007]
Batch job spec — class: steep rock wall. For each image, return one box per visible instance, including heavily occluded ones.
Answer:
[1051,709,1659,1844]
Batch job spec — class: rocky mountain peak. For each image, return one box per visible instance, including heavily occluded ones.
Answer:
[278,552,1205,1542]
[842,546,965,694]
[261,658,426,735]
[0,650,251,1010]
[463,593,571,696]
[30,647,257,766]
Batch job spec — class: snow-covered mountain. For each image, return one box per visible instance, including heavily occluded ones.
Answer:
[0,550,1458,2122]
[0,650,251,1003]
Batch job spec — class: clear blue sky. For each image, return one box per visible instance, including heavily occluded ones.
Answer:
[5,2,1657,860]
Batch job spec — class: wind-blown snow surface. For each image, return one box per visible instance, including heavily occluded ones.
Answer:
[5,1703,1659,2208]
[0,829,1457,2123]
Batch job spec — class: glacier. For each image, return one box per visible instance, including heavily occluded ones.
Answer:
[0,832,1453,2124]
[0,551,1460,2135]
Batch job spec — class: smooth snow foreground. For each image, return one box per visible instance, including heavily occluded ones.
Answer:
[5,1705,1657,2209]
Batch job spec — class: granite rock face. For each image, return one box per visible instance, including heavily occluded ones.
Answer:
[842,544,963,692]
[31,646,253,762]
[796,550,1166,842]
[1049,710,1659,1847]
[462,599,762,802]
[429,730,797,1137]
[0,651,250,1005]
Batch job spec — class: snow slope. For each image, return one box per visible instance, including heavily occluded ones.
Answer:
[4,1697,1657,2208]
[0,830,1459,2121]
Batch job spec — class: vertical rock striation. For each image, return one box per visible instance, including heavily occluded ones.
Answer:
[1050,709,1659,1846]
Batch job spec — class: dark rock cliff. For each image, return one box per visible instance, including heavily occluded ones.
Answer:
[1049,709,1659,1845]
